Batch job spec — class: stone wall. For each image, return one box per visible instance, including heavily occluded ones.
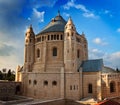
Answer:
[82,72,101,100]
[102,73,120,99]
[0,81,21,100]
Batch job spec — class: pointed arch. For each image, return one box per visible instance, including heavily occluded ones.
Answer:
[110,81,116,93]
[37,48,40,58]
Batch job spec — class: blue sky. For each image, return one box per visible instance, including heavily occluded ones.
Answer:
[0,0,120,70]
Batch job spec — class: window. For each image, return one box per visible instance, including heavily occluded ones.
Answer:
[70,85,72,90]
[42,36,44,41]
[53,47,57,56]
[51,35,53,40]
[29,80,31,84]
[110,82,115,93]
[57,35,59,40]
[88,84,92,93]
[44,80,48,86]
[34,80,37,85]
[37,49,40,58]
[74,85,75,90]
[48,35,50,40]
[61,35,63,40]
[67,32,69,37]
[54,35,56,40]
[52,81,57,86]
[77,49,80,58]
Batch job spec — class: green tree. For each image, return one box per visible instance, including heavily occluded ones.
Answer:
[7,69,15,81]
[0,70,3,80]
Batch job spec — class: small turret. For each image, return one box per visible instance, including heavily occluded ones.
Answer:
[24,25,35,72]
[25,25,35,44]
[65,17,76,31]
[64,17,77,72]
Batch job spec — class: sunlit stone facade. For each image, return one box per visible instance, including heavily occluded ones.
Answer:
[16,12,120,101]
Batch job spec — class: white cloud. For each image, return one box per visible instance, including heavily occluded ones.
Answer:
[63,12,70,17]
[93,38,108,45]
[104,52,120,69]
[89,48,105,59]
[83,12,98,18]
[31,0,58,8]
[63,0,88,12]
[33,8,45,22]
[63,0,97,18]
[117,28,120,32]
[104,10,110,14]
[99,9,113,18]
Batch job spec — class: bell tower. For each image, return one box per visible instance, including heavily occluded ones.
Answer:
[64,17,77,72]
[24,25,35,72]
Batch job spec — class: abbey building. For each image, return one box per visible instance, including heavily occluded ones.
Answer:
[16,12,120,101]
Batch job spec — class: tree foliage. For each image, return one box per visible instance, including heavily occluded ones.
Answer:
[0,69,15,81]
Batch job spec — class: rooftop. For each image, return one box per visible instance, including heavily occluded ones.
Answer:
[37,12,67,35]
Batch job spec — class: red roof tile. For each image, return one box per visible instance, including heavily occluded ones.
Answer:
[95,99,120,105]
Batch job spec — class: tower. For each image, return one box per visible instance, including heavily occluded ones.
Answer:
[24,25,35,72]
[64,17,77,72]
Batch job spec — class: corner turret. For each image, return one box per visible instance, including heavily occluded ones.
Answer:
[24,25,35,72]
[64,17,77,72]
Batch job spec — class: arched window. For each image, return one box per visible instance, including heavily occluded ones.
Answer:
[52,81,57,86]
[34,80,37,85]
[44,80,48,86]
[110,82,116,93]
[77,49,80,58]
[54,35,56,40]
[88,84,92,93]
[53,47,57,56]
[37,49,40,58]
[57,35,59,40]
[29,80,31,85]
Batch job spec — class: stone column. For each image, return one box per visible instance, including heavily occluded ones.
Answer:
[60,67,65,98]
[97,72,102,101]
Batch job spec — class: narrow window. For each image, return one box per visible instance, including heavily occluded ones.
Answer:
[110,82,115,92]
[70,85,72,90]
[53,47,57,56]
[61,35,63,40]
[74,85,75,90]
[37,49,40,58]
[57,35,59,40]
[51,35,53,40]
[34,80,37,85]
[52,81,57,86]
[42,36,44,41]
[67,32,69,37]
[29,80,31,85]
[48,35,50,40]
[77,49,80,58]
[54,35,56,40]
[88,84,92,93]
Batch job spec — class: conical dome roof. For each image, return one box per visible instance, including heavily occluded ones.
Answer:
[38,12,67,35]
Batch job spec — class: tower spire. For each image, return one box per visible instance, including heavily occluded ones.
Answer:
[58,10,60,16]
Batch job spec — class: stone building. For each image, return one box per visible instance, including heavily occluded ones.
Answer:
[16,12,120,101]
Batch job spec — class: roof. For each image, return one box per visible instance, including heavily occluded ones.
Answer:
[102,66,116,73]
[80,59,103,72]
[95,99,120,105]
[38,13,67,35]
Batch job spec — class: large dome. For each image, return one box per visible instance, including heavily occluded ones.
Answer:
[38,13,67,35]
